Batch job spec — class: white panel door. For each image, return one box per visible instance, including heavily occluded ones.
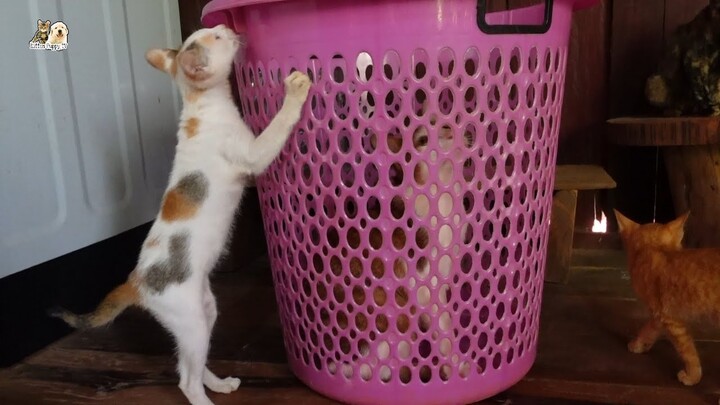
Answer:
[0,0,182,278]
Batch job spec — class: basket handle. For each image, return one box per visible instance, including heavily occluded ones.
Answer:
[476,0,553,34]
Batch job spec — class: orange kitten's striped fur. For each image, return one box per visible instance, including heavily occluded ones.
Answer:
[49,25,311,405]
[616,210,720,386]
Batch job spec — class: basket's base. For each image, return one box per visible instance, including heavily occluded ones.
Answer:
[287,347,537,405]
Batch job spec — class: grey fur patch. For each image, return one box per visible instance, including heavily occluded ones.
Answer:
[176,172,209,203]
[143,233,192,293]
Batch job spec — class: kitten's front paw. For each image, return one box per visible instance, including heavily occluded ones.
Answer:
[284,71,311,103]
[677,369,701,386]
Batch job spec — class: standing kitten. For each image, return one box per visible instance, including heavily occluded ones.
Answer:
[29,19,51,44]
[615,210,720,386]
[50,25,311,405]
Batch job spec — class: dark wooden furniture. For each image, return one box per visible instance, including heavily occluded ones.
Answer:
[608,117,720,248]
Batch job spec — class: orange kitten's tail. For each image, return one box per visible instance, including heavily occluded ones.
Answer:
[49,279,140,329]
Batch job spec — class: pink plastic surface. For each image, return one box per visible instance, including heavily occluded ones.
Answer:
[202,1,597,404]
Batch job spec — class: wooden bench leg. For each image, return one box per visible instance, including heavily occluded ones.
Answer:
[546,189,578,284]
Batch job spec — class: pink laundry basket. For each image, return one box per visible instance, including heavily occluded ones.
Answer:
[203,1,598,404]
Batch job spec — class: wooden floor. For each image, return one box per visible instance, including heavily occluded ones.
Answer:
[2,250,720,404]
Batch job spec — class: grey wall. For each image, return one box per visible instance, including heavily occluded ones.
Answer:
[1,0,182,278]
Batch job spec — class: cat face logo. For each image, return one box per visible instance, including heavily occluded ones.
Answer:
[29,19,68,51]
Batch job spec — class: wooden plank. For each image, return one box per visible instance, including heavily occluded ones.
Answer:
[23,348,294,379]
[0,377,337,405]
[554,165,616,190]
[7,363,299,392]
[1,348,613,405]
[510,378,715,405]
[546,190,578,283]
[607,117,720,146]
[0,374,618,405]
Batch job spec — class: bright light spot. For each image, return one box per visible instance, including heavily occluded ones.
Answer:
[592,212,607,233]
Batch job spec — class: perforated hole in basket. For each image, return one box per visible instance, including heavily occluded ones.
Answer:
[239,44,567,385]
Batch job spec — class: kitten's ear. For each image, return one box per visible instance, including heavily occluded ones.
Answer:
[614,209,639,233]
[37,19,42,28]
[145,49,179,75]
[668,211,690,230]
[178,44,210,82]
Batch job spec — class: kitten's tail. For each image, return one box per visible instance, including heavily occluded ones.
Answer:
[48,277,140,329]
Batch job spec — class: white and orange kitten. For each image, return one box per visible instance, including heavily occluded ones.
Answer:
[50,25,310,405]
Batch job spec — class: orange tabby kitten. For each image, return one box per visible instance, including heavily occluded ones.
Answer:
[615,209,720,386]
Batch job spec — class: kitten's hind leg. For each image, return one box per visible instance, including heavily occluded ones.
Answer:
[200,277,240,394]
[203,368,240,394]
[154,298,214,405]
[628,318,663,353]
[662,317,702,386]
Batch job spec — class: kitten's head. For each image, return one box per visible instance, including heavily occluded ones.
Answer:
[37,19,50,33]
[615,210,689,251]
[145,25,241,90]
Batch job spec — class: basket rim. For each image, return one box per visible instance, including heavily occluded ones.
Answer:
[201,0,600,28]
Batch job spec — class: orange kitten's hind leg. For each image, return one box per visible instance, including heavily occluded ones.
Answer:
[662,317,702,386]
[628,318,663,354]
